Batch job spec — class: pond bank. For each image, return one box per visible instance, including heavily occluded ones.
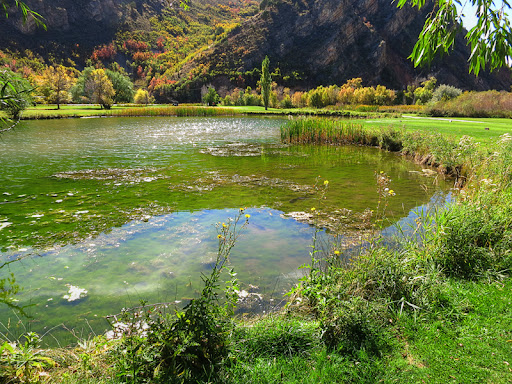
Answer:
[2,117,511,383]
[12,104,400,121]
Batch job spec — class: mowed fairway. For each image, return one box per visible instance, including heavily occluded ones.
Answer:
[364,115,512,148]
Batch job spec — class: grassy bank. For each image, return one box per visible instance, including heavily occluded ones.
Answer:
[2,118,512,383]
[363,115,512,148]
[3,104,403,120]
[281,118,483,180]
[14,104,240,119]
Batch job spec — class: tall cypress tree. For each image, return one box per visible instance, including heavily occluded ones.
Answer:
[260,56,271,110]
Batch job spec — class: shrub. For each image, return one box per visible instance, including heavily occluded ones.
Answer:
[434,190,512,279]
[320,297,388,355]
[427,90,512,118]
[280,94,293,108]
[112,212,249,383]
[431,84,462,103]
[134,89,150,105]
[234,316,320,359]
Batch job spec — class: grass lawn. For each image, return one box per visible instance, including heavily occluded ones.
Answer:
[21,104,133,118]
[364,115,512,146]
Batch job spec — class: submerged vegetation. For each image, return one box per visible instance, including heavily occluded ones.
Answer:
[281,118,481,180]
[1,117,512,382]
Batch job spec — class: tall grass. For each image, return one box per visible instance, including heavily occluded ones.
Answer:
[281,118,481,178]
[281,118,376,146]
[107,106,238,117]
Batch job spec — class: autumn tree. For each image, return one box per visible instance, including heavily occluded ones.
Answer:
[134,88,150,105]
[39,65,76,109]
[414,77,437,105]
[85,69,115,109]
[260,56,271,110]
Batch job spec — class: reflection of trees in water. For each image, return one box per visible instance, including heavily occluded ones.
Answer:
[0,258,24,315]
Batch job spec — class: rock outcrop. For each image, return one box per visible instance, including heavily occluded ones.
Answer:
[0,0,165,53]
[193,0,511,90]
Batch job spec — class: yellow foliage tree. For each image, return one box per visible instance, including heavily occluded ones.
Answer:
[85,69,115,109]
[39,65,76,109]
[134,89,150,105]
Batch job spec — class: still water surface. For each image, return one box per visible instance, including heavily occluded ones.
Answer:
[0,116,450,345]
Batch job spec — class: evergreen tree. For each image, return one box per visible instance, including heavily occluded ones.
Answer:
[260,56,271,110]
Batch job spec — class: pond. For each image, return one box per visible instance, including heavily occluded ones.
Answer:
[0,116,451,345]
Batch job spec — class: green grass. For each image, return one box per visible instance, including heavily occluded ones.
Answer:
[14,104,242,119]
[364,115,512,148]
[3,112,512,383]
[395,279,512,383]
[21,104,132,118]
[3,103,402,120]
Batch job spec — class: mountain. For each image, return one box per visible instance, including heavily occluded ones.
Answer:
[188,0,511,91]
[0,0,258,66]
[1,0,510,93]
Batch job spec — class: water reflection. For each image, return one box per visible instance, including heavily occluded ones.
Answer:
[0,116,453,345]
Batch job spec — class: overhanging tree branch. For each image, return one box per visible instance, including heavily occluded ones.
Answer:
[396,0,512,75]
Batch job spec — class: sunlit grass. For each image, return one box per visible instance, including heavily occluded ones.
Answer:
[364,115,512,148]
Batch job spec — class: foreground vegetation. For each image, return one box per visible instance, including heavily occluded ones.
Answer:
[2,118,512,383]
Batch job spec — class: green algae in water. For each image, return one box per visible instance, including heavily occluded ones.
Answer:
[0,117,452,345]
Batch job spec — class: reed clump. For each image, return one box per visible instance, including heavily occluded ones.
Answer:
[281,118,482,179]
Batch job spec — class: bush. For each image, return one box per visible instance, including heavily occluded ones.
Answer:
[320,297,388,355]
[0,68,33,119]
[112,212,249,383]
[431,84,462,103]
[434,190,512,279]
[134,89,150,104]
[234,316,320,359]
[427,90,512,118]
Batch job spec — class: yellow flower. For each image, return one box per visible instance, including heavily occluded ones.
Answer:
[380,171,384,174]
[388,190,395,195]
[334,250,340,255]
[217,234,223,239]
[324,180,329,185]
[245,214,251,218]
[222,223,227,228]
[311,207,316,211]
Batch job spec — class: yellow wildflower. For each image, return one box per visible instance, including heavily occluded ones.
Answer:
[324,180,329,185]
[245,214,251,218]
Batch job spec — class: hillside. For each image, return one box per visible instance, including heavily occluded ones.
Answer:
[187,0,511,91]
[0,0,259,66]
[0,0,510,102]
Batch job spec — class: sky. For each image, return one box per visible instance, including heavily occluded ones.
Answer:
[456,1,511,29]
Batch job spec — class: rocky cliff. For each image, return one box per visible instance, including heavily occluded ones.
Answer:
[0,0,165,56]
[192,0,511,90]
